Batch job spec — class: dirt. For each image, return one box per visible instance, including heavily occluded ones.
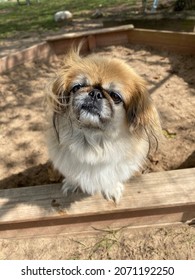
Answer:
[0,225,194,260]
[0,43,195,260]
[0,44,195,189]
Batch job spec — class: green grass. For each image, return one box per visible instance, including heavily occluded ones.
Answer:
[0,0,135,39]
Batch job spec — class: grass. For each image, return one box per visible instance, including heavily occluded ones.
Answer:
[0,0,135,39]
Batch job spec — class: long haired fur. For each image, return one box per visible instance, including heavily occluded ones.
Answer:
[46,46,161,203]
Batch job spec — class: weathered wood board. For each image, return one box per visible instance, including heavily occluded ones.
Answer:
[47,26,195,55]
[1,25,194,73]
[0,168,194,239]
[46,24,134,54]
[0,42,56,74]
[128,28,195,54]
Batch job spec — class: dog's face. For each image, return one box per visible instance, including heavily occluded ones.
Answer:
[50,49,160,143]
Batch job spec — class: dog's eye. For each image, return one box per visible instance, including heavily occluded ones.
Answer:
[71,84,83,93]
[110,91,123,104]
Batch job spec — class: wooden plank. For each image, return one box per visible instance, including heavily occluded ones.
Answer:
[46,25,134,41]
[46,27,195,56]
[94,31,129,48]
[128,29,195,54]
[0,168,195,239]
[1,26,194,74]
[47,29,131,55]
[0,42,57,74]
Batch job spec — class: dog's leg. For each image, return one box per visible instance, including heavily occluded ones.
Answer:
[102,182,124,204]
[61,178,81,195]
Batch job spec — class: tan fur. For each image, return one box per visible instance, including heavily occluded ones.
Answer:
[46,47,162,202]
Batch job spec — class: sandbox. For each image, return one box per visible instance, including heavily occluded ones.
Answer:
[0,26,194,244]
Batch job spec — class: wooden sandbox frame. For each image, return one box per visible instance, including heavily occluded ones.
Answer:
[0,25,195,239]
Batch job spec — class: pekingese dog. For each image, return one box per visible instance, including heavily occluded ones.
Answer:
[46,46,161,203]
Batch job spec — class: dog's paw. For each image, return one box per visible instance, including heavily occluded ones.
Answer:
[103,182,124,204]
[61,179,80,196]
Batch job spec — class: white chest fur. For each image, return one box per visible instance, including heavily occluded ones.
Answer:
[47,117,148,201]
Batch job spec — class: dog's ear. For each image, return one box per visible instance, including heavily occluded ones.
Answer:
[127,79,161,150]
[45,74,69,115]
[49,43,84,112]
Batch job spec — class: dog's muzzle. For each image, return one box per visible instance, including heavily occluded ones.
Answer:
[81,89,103,116]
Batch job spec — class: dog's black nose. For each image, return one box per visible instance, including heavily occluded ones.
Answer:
[88,89,103,100]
